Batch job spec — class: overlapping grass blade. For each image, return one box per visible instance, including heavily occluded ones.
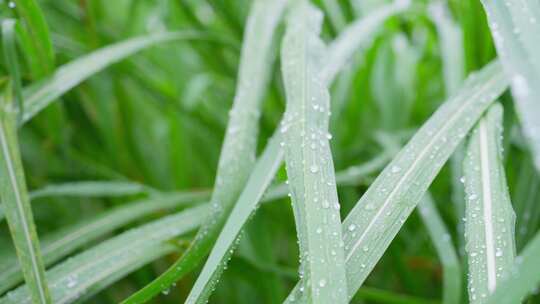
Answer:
[0,156,386,303]
[418,194,461,304]
[320,0,410,84]
[0,204,210,304]
[182,4,421,302]
[484,232,540,304]
[11,0,55,77]
[184,134,283,304]
[480,0,540,171]
[366,132,461,304]
[184,140,389,303]
[463,103,515,301]
[29,181,150,200]
[285,61,509,302]
[0,19,51,304]
[20,30,228,125]
[121,1,288,302]
[0,191,208,295]
[280,2,348,302]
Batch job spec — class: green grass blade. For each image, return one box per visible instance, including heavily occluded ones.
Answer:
[11,0,55,77]
[0,19,51,304]
[29,181,150,200]
[321,0,410,84]
[0,156,384,303]
[418,194,461,304]
[184,134,283,304]
[285,61,509,302]
[0,204,210,304]
[2,19,24,122]
[429,0,467,259]
[280,2,348,303]
[0,192,208,295]
[463,103,516,301]
[120,1,288,302]
[429,1,465,96]
[19,31,225,125]
[184,133,389,303]
[480,0,540,171]
[321,0,346,31]
[513,156,540,251]
[484,232,540,304]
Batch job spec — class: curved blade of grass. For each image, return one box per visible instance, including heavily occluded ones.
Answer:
[480,0,540,171]
[285,61,509,302]
[320,0,410,84]
[0,204,209,304]
[376,135,462,304]
[484,232,540,304]
[463,103,515,301]
[0,155,388,303]
[185,143,390,302]
[418,194,461,304]
[182,5,423,302]
[0,151,387,299]
[184,133,283,304]
[0,19,51,304]
[28,181,151,200]
[121,1,288,302]
[19,30,229,125]
[11,0,55,77]
[0,191,209,295]
[280,2,348,303]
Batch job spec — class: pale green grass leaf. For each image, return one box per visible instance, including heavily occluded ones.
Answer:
[286,61,508,302]
[0,204,209,304]
[281,2,348,302]
[0,192,208,295]
[463,103,515,301]
[480,0,540,171]
[0,19,51,304]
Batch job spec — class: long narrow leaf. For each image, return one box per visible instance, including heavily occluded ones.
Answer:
[181,3,429,302]
[29,181,151,200]
[0,19,51,304]
[20,31,228,125]
[320,0,410,84]
[463,103,515,301]
[418,194,461,304]
[480,0,540,171]
[185,133,283,304]
[484,232,540,304]
[286,61,509,302]
[280,2,348,303]
[121,1,288,302]
[0,204,210,304]
[11,0,55,77]
[321,0,346,31]
[0,192,208,295]
[0,154,387,303]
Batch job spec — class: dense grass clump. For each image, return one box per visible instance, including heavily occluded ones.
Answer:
[1,0,540,303]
